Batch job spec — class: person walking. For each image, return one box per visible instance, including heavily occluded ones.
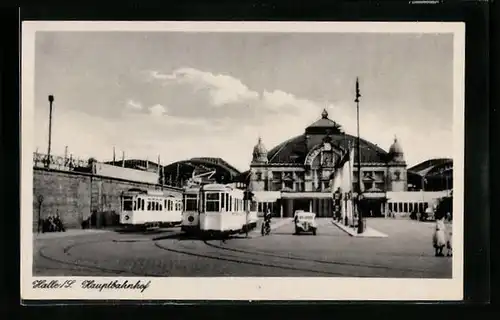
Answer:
[432,215,447,256]
[445,212,453,256]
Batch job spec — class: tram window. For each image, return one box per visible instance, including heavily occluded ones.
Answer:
[185,195,198,211]
[133,200,137,211]
[403,203,408,212]
[156,202,160,211]
[123,197,133,211]
[250,201,257,211]
[206,192,220,212]
[147,201,151,211]
[141,199,144,210]
[221,193,225,210]
[164,199,167,209]
[394,203,398,213]
[388,203,392,212]
[226,194,229,212]
[159,203,163,211]
[229,196,232,211]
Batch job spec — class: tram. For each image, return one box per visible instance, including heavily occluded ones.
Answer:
[181,185,201,233]
[198,183,258,236]
[119,188,183,229]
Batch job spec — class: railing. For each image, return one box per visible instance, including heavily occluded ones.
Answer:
[33,152,91,171]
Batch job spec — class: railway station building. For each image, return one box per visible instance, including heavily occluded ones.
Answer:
[241,109,409,218]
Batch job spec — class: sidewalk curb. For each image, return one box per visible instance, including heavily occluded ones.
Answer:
[331,220,389,238]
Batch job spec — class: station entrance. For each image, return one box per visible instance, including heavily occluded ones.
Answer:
[280,193,334,218]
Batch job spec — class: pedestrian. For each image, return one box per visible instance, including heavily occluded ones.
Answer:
[445,212,452,256]
[432,215,447,257]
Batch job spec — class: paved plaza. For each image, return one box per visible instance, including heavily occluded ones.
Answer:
[33,218,452,278]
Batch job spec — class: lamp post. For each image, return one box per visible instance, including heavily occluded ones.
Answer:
[46,95,54,168]
[355,78,364,234]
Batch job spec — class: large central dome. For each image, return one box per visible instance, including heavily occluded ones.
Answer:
[267,109,390,164]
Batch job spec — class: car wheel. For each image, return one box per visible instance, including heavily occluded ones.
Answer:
[295,227,299,235]
[312,229,317,236]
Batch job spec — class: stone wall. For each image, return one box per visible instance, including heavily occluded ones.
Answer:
[32,167,182,232]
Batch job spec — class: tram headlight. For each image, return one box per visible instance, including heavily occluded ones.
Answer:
[188,216,194,222]
[124,215,130,221]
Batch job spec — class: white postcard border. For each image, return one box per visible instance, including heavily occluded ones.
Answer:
[21,21,465,301]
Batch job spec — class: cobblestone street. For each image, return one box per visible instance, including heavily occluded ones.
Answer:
[33,218,452,278]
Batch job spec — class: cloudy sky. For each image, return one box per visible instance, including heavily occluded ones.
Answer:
[33,31,454,171]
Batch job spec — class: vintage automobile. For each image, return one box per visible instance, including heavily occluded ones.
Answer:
[293,211,317,235]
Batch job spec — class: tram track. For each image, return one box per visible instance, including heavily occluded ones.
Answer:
[35,230,448,278]
[202,241,434,274]
[153,239,348,276]
[37,239,163,277]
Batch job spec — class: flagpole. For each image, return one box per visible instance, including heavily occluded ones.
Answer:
[355,77,365,234]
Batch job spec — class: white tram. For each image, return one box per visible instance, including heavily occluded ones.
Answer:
[181,185,201,233]
[198,183,258,236]
[120,188,183,229]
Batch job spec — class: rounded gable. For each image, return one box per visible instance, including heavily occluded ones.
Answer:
[267,133,389,165]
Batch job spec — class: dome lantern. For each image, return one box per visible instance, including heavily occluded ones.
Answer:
[252,136,268,164]
[388,135,405,162]
[321,108,329,119]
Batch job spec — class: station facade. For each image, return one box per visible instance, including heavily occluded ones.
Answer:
[242,109,408,218]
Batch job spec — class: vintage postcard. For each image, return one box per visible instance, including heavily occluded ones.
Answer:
[21,21,465,301]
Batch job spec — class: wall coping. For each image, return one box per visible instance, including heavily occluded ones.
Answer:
[34,166,183,192]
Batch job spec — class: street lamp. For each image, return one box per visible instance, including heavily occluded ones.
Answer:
[46,95,54,168]
[355,78,365,234]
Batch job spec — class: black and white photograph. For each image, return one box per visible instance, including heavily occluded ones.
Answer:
[21,21,464,301]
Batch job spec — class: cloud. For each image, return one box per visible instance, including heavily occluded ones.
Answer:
[149,104,167,116]
[126,99,142,110]
[150,68,259,106]
[33,67,453,172]
[145,67,325,128]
